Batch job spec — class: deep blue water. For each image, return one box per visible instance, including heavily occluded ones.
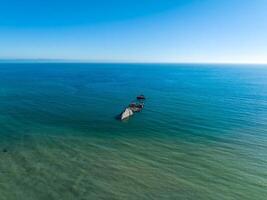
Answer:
[0,63,267,200]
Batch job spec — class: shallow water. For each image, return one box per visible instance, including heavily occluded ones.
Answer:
[0,63,267,200]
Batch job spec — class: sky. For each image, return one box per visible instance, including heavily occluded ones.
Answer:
[0,0,267,63]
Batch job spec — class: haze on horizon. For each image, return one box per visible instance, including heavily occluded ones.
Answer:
[0,0,267,64]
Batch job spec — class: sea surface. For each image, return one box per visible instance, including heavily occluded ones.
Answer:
[0,63,266,200]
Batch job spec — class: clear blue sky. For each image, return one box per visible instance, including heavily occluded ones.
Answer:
[0,0,267,63]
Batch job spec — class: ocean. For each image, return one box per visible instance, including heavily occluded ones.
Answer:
[0,63,266,200]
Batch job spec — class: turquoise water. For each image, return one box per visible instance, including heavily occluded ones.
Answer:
[0,63,267,200]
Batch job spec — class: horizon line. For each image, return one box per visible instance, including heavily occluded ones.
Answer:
[0,58,267,65]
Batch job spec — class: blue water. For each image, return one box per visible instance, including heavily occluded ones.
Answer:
[0,63,267,200]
